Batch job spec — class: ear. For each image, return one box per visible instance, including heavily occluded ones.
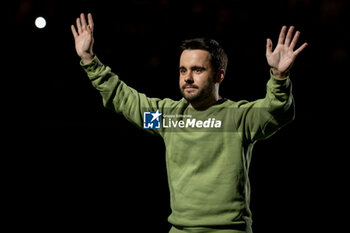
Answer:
[214,69,225,84]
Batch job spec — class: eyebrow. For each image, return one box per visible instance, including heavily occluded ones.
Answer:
[179,65,206,70]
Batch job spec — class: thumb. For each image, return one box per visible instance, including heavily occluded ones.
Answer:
[266,38,273,55]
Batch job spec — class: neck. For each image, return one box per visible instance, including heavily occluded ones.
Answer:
[189,93,222,110]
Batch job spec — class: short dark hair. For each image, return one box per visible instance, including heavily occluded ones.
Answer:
[179,38,228,73]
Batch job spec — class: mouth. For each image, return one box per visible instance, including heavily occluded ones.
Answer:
[183,85,198,91]
[184,87,197,91]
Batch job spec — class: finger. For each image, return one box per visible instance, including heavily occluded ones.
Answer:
[284,26,295,46]
[71,25,78,39]
[289,30,300,50]
[80,13,87,30]
[86,25,92,34]
[266,38,273,55]
[88,13,94,32]
[76,18,82,34]
[293,42,308,56]
[277,25,287,45]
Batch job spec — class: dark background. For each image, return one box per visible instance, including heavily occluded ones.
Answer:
[8,0,348,232]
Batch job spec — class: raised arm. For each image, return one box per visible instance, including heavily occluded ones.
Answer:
[71,13,171,136]
[266,26,308,79]
[237,26,307,142]
[71,13,95,64]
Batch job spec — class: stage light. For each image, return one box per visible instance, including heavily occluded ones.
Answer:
[35,17,46,29]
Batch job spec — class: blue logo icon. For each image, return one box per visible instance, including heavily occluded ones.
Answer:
[143,110,161,129]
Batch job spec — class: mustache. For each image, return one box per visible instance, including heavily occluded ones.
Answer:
[182,84,199,89]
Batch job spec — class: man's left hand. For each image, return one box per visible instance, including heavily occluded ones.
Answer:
[266,26,308,79]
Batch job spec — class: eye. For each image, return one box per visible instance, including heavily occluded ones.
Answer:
[179,67,187,75]
[193,67,205,74]
[194,68,202,73]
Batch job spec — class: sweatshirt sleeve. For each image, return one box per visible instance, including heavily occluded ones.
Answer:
[236,70,295,143]
[80,56,167,135]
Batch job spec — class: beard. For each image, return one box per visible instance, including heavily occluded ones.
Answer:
[180,82,214,105]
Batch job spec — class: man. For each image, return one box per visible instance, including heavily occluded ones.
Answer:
[71,13,307,233]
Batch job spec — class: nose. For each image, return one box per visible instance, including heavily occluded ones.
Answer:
[184,72,194,84]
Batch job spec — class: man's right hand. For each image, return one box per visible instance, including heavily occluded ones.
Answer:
[71,13,94,65]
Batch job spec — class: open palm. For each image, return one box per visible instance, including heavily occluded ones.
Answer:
[71,13,94,63]
[266,26,308,77]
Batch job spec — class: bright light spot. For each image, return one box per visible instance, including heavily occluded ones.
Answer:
[35,17,46,29]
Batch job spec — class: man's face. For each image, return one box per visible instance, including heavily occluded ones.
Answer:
[179,49,215,104]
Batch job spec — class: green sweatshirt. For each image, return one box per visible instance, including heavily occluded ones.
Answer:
[81,56,294,233]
